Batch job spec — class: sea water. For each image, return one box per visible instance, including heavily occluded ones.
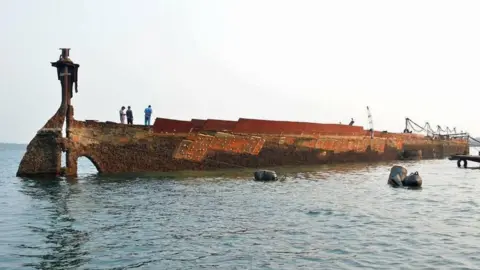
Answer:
[1,143,480,269]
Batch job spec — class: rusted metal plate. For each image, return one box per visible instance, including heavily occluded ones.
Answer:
[233,118,364,135]
[153,118,193,133]
[201,119,237,132]
[173,134,265,162]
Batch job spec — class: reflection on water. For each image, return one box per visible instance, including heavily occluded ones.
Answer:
[18,179,89,269]
[2,147,480,269]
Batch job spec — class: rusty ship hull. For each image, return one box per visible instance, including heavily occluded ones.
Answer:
[16,49,470,177]
[65,117,468,174]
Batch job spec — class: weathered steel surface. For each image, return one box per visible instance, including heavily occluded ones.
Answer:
[172,134,265,162]
[233,118,365,135]
[190,119,206,131]
[201,119,237,132]
[153,118,193,133]
[17,48,79,177]
[61,119,468,174]
[16,49,471,177]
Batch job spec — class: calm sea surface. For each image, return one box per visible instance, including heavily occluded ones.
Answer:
[1,143,480,269]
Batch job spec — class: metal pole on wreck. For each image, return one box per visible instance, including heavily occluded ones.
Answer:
[60,49,73,175]
[52,48,80,176]
[16,49,79,177]
[52,48,79,176]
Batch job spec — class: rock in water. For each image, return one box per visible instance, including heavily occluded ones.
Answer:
[403,172,422,187]
[388,165,407,187]
[254,170,278,181]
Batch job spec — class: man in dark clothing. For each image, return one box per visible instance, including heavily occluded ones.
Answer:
[126,106,134,125]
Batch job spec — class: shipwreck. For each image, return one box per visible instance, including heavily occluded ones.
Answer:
[17,49,470,177]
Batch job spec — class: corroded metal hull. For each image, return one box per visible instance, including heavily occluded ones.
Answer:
[59,117,468,175]
[16,49,470,177]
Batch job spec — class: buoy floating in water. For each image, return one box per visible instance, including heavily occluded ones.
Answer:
[388,165,422,187]
[403,171,422,187]
[254,170,278,181]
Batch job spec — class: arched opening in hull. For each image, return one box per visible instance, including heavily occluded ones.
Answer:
[77,156,101,176]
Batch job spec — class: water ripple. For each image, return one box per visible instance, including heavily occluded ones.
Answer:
[2,149,480,269]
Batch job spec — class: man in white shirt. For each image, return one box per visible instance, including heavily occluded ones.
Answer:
[119,106,126,124]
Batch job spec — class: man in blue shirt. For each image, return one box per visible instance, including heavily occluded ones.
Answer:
[144,105,152,126]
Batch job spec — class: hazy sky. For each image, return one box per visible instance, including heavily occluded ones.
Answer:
[2,0,480,143]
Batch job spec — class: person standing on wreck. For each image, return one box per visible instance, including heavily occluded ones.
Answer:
[119,106,126,124]
[144,105,152,126]
[126,106,134,125]
[349,118,355,126]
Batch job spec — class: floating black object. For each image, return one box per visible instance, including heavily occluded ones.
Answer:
[254,170,278,181]
[403,172,422,187]
[388,165,422,187]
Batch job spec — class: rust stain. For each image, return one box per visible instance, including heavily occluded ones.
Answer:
[16,48,471,177]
